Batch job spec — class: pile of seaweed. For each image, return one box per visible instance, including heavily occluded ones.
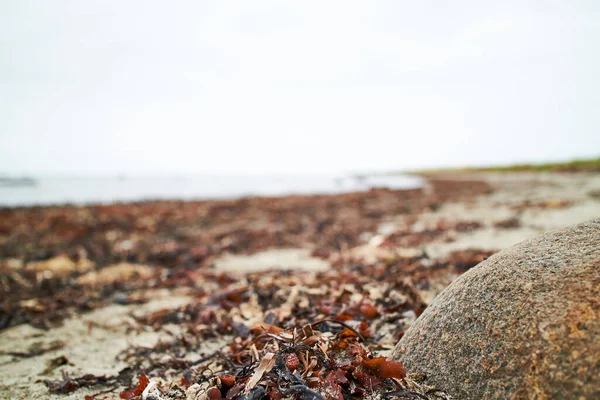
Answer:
[29,249,493,399]
[0,179,497,399]
[0,180,491,269]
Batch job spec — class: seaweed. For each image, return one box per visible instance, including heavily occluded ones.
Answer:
[1,178,498,399]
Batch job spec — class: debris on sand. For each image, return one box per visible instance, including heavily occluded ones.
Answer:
[5,175,571,398]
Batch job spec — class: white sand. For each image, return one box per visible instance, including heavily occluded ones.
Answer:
[420,172,600,257]
[0,290,194,399]
[213,248,329,273]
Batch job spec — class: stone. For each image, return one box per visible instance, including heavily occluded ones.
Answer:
[392,219,600,399]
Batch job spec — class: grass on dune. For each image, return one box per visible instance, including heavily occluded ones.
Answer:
[406,156,600,175]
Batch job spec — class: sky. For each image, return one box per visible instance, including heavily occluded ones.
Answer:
[1,0,599,176]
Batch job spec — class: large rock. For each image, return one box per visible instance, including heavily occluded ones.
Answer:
[392,219,600,399]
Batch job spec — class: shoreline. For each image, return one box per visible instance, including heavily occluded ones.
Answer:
[0,174,425,209]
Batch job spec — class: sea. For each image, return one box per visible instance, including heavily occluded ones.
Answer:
[0,174,424,207]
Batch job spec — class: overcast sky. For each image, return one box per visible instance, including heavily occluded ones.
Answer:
[1,1,599,175]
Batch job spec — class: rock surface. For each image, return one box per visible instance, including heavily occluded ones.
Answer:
[392,219,600,399]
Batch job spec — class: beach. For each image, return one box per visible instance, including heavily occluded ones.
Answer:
[1,171,599,399]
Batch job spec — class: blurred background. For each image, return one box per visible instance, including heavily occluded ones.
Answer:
[1,4,600,398]
[1,1,599,204]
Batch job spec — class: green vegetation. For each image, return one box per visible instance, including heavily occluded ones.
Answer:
[408,156,600,175]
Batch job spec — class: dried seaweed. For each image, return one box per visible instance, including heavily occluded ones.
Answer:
[1,178,501,399]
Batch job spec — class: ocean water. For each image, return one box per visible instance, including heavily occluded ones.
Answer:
[0,174,424,207]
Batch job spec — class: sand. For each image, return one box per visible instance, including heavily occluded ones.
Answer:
[1,171,598,399]
[0,290,196,399]
[417,172,600,257]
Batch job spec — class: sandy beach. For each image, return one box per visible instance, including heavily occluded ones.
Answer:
[4,2,599,397]
[1,171,599,399]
